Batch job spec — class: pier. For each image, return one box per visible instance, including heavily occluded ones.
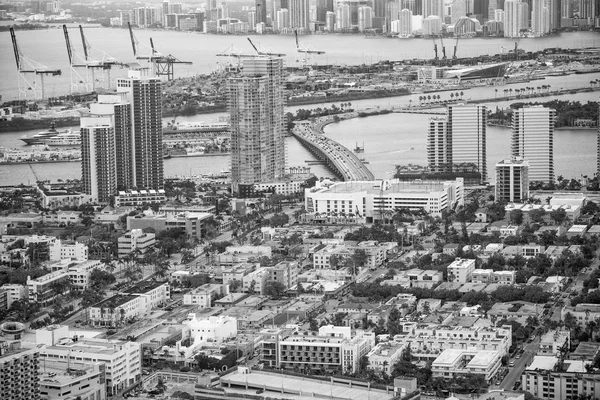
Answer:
[291,119,374,181]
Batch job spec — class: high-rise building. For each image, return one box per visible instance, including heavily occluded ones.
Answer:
[255,0,267,24]
[326,10,336,30]
[358,6,373,30]
[422,14,442,34]
[248,10,256,29]
[451,0,467,23]
[403,0,416,13]
[448,105,487,182]
[81,119,117,204]
[427,116,450,173]
[373,0,387,18]
[423,0,444,19]
[316,0,334,22]
[561,0,571,17]
[0,346,40,400]
[494,8,505,22]
[495,157,530,202]
[504,0,529,37]
[579,0,598,19]
[277,8,290,29]
[289,0,310,29]
[116,71,164,191]
[399,8,413,34]
[511,106,556,184]
[531,0,550,35]
[426,105,487,182]
[488,0,498,19]
[386,0,401,31]
[336,3,351,29]
[228,58,285,196]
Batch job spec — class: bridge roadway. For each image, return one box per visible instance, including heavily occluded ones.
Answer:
[291,119,374,181]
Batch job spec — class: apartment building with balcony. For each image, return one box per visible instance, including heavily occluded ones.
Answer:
[127,212,212,240]
[431,348,502,382]
[447,258,476,283]
[367,342,406,375]
[0,344,40,400]
[39,337,141,396]
[49,239,88,262]
[27,270,70,306]
[117,229,156,258]
[0,284,27,309]
[183,283,229,307]
[38,359,106,400]
[471,269,516,285]
[268,261,299,290]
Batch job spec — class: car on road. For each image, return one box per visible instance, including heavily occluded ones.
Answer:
[509,361,515,367]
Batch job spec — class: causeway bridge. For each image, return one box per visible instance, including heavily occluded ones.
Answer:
[291,120,374,181]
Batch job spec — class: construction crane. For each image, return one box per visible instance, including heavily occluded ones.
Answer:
[247,38,286,57]
[127,22,192,80]
[10,27,61,100]
[294,29,325,66]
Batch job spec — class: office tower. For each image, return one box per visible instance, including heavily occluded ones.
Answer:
[358,6,373,30]
[255,0,267,24]
[336,3,351,29]
[511,106,556,184]
[326,10,336,30]
[489,0,498,19]
[228,58,285,195]
[277,8,290,29]
[531,0,550,35]
[427,116,450,173]
[422,14,442,34]
[448,105,487,182]
[495,157,530,202]
[386,0,401,31]
[561,0,571,17]
[290,0,310,29]
[373,0,387,18]
[248,11,256,28]
[0,347,40,400]
[451,0,467,23]
[494,8,505,22]
[579,0,598,18]
[116,71,164,190]
[423,0,444,18]
[504,0,528,37]
[399,8,413,34]
[273,0,282,24]
[403,0,416,12]
[316,0,334,22]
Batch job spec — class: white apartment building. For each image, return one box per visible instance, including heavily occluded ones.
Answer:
[27,270,71,306]
[39,338,141,396]
[511,106,556,184]
[217,245,272,266]
[561,303,600,327]
[388,268,444,288]
[471,269,516,285]
[243,267,269,294]
[185,314,238,344]
[67,259,104,292]
[114,190,166,207]
[222,263,256,286]
[504,0,529,37]
[38,359,106,400]
[117,229,156,258]
[123,281,170,310]
[49,239,88,262]
[0,347,40,400]
[447,105,488,182]
[269,261,299,290]
[305,178,464,220]
[183,284,229,307]
[367,342,406,375]
[495,157,529,202]
[312,243,386,271]
[447,258,476,283]
[0,284,27,308]
[432,349,502,382]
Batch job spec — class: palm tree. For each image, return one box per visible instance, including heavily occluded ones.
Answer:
[450,93,454,101]
[494,88,497,99]
[460,91,464,99]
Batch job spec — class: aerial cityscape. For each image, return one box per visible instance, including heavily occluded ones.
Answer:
[1,1,600,400]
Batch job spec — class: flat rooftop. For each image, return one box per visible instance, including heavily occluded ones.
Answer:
[527,355,558,371]
[93,293,139,309]
[220,370,394,400]
[318,180,447,195]
[124,280,166,294]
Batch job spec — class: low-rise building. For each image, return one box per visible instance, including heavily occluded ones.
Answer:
[117,229,156,258]
[431,349,502,382]
[123,281,170,310]
[185,314,238,344]
[38,359,107,400]
[447,258,476,283]
[386,268,444,289]
[127,212,212,239]
[0,284,27,309]
[538,329,570,356]
[268,261,299,290]
[561,303,600,327]
[27,270,70,306]
[183,284,229,307]
[217,246,272,266]
[367,342,406,375]
[49,239,88,262]
[114,189,166,207]
[242,267,269,294]
[471,269,516,285]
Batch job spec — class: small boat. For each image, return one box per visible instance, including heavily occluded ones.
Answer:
[354,142,365,153]
[21,122,71,145]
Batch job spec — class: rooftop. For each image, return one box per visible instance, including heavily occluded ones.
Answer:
[527,355,559,371]
[93,294,139,309]
[123,280,167,294]
[313,180,450,195]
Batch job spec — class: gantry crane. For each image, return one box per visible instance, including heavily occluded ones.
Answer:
[247,38,286,57]
[63,24,98,93]
[127,22,192,80]
[216,44,258,72]
[10,27,61,99]
[431,36,439,61]
[453,36,459,60]
[294,29,325,67]
[78,25,126,89]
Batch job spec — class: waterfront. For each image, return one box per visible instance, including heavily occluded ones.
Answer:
[1,28,600,99]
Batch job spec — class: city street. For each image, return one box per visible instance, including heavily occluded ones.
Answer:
[500,338,540,390]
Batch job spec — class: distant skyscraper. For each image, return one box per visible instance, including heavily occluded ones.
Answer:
[402,0,416,13]
[316,0,334,22]
[531,0,550,35]
[399,8,413,34]
[81,118,117,204]
[422,14,442,34]
[488,0,498,19]
[373,0,387,18]
[561,0,571,18]
[326,10,336,30]
[494,8,505,22]
[579,0,598,18]
[228,58,285,195]
[255,0,267,24]
[511,106,556,184]
[336,3,351,29]
[358,6,373,30]
[495,157,530,202]
[116,71,164,190]
[451,0,467,23]
[290,0,310,29]
[504,0,528,37]
[277,8,290,29]
[423,0,444,18]
[427,116,450,172]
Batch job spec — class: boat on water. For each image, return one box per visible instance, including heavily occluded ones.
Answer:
[41,131,81,147]
[354,142,365,153]
[21,123,72,145]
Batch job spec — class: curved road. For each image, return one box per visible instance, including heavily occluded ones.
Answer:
[292,118,375,181]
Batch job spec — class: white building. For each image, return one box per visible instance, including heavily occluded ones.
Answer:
[117,229,156,258]
[367,342,406,375]
[27,270,70,306]
[511,106,556,184]
[243,267,269,294]
[183,284,229,307]
[358,6,372,31]
[423,15,442,35]
[531,0,550,36]
[305,178,464,220]
[185,314,238,344]
[0,284,27,309]
[447,258,476,283]
[504,0,529,37]
[432,349,502,382]
[398,8,413,35]
[495,156,529,202]
[49,239,89,262]
[67,259,104,292]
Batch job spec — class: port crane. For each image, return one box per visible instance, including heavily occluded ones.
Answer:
[216,44,258,72]
[10,27,61,100]
[127,22,192,80]
[63,24,100,93]
[453,36,459,60]
[78,25,126,89]
[431,36,439,61]
[247,38,286,57]
[294,29,325,66]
